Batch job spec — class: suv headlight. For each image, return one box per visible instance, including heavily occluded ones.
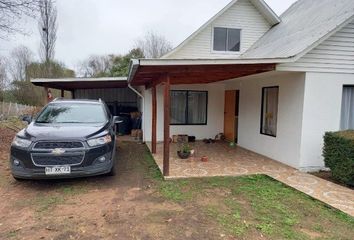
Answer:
[12,136,32,148]
[87,135,112,147]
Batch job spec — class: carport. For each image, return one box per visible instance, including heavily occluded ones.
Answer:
[31,77,143,135]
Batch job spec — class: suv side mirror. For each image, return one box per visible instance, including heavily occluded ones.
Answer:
[113,116,123,124]
[21,115,32,124]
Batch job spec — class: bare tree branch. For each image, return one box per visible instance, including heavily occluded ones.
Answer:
[0,0,39,38]
[38,0,56,63]
[8,45,33,81]
[135,31,172,59]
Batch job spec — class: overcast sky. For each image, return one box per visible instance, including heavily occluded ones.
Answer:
[0,0,297,71]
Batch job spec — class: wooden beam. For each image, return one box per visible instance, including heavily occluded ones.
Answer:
[61,89,64,98]
[163,74,170,176]
[151,85,157,154]
[144,73,167,89]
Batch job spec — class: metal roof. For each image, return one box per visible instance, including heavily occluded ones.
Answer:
[241,0,354,60]
[31,77,128,90]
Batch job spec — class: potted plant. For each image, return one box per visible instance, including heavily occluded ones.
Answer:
[177,143,192,159]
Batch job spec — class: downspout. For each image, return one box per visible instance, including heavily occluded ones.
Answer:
[128,83,145,142]
[127,59,146,142]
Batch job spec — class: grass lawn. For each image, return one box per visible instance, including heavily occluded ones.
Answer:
[145,150,354,240]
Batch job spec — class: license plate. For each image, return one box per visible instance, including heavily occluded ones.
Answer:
[45,166,71,175]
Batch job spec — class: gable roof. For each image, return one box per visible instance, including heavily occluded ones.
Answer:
[162,0,280,59]
[241,0,354,60]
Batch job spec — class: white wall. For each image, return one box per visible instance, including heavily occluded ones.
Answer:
[142,71,354,171]
[299,72,354,170]
[166,0,271,59]
[143,83,225,142]
[225,71,306,168]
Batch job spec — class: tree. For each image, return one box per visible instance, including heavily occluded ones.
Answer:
[79,48,145,78]
[38,0,57,63]
[135,31,172,58]
[0,0,39,37]
[78,55,111,78]
[0,58,7,101]
[110,48,144,77]
[8,45,33,81]
[11,60,75,105]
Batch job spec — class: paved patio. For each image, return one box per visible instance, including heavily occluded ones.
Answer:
[149,141,354,217]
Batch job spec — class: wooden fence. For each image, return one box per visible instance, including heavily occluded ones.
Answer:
[0,102,38,120]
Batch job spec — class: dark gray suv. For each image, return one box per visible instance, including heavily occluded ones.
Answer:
[10,99,120,180]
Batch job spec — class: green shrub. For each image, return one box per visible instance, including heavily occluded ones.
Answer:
[323,131,354,186]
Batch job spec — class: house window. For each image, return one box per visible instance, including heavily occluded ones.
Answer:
[213,27,241,52]
[170,91,208,125]
[340,86,354,130]
[260,87,279,137]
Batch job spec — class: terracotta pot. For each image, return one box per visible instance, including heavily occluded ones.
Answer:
[201,156,208,162]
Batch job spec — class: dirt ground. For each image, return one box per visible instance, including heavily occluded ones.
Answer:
[0,128,225,240]
[1,127,354,240]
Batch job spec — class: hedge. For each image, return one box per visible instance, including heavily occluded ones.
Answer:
[323,131,354,186]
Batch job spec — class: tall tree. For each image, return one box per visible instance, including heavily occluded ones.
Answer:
[38,0,57,63]
[8,45,33,81]
[135,31,172,58]
[0,58,7,101]
[0,0,39,38]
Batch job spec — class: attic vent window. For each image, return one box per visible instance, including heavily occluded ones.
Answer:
[213,27,241,52]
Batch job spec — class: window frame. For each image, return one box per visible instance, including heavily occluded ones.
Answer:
[340,85,354,130]
[212,27,242,53]
[170,90,208,126]
[260,86,279,137]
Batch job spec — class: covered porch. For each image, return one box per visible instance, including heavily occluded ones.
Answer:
[128,58,276,177]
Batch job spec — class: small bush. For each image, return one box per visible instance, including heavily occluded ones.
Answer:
[323,131,354,186]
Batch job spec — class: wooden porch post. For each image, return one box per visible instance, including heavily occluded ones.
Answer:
[163,74,170,176]
[152,85,157,154]
[61,89,64,98]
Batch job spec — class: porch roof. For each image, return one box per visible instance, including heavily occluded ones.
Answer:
[31,77,128,91]
[128,59,276,87]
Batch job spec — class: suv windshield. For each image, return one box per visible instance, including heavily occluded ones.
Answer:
[36,103,107,124]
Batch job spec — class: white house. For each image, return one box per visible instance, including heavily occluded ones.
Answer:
[33,0,354,176]
[127,0,354,175]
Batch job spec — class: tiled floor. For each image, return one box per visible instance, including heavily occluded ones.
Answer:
[150,141,354,217]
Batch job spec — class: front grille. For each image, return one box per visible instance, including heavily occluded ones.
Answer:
[34,141,84,149]
[32,153,84,166]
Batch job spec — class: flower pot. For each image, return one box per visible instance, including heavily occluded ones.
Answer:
[177,151,191,159]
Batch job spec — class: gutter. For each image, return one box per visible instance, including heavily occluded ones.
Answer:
[127,59,146,142]
[128,83,145,143]
[127,59,145,142]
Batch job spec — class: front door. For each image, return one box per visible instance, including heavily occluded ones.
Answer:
[224,90,239,142]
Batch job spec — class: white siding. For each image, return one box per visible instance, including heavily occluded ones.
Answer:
[166,0,271,59]
[277,19,354,74]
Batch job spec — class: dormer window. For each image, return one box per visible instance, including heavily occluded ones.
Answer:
[213,27,241,52]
